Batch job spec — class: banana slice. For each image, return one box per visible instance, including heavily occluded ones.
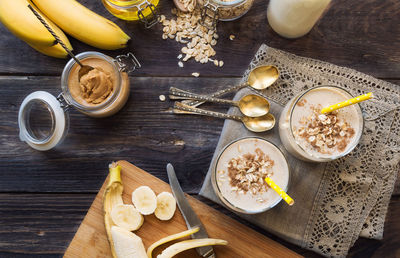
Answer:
[154,192,176,221]
[111,226,147,258]
[157,238,228,258]
[111,204,144,231]
[132,186,157,215]
[146,227,199,258]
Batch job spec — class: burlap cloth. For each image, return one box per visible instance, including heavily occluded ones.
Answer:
[199,44,400,257]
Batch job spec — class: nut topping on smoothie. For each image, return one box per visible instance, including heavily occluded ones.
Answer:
[294,105,355,154]
[224,148,274,196]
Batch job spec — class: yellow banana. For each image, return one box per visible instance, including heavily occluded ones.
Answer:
[32,0,130,50]
[0,0,62,47]
[104,163,124,258]
[26,2,73,59]
[28,43,69,58]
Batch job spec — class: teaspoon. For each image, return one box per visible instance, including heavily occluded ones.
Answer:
[173,102,275,132]
[182,65,280,107]
[170,87,270,117]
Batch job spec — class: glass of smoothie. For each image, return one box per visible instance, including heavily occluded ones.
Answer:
[212,137,290,214]
[279,86,364,162]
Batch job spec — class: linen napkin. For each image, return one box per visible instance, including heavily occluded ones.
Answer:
[199,44,400,257]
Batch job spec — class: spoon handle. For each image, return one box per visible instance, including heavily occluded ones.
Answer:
[27,4,83,67]
[173,102,242,121]
[170,87,237,106]
[174,83,248,107]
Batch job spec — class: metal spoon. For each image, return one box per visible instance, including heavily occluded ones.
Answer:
[174,102,275,132]
[28,4,94,81]
[181,65,280,108]
[170,87,270,117]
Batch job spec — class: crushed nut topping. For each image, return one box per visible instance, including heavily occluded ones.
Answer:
[160,8,221,66]
[294,105,356,154]
[225,148,274,195]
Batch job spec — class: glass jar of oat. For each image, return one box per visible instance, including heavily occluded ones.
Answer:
[199,0,254,29]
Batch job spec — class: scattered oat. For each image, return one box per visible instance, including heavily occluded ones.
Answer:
[219,60,224,67]
[160,8,219,65]
[177,54,183,59]
[178,61,184,68]
[229,34,235,40]
[213,60,219,66]
[159,95,166,101]
[191,72,200,77]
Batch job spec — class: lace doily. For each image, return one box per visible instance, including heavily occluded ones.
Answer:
[241,44,400,257]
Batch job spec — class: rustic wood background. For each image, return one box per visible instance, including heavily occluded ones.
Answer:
[0,0,399,257]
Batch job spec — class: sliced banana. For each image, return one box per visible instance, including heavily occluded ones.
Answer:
[111,226,147,258]
[111,204,144,231]
[132,186,157,215]
[154,192,177,221]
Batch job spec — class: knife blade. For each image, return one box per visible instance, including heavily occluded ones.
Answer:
[166,163,215,258]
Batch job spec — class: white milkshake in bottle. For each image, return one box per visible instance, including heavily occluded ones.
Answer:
[267,0,331,38]
[279,86,364,162]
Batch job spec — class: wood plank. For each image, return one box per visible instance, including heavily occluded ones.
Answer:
[0,0,399,78]
[64,160,302,258]
[0,76,239,193]
[0,76,398,194]
[0,194,399,257]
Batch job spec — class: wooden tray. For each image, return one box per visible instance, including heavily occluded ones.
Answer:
[64,160,301,258]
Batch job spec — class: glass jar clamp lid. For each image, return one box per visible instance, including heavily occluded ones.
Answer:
[18,52,141,151]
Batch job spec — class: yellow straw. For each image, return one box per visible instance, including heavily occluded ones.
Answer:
[265,177,294,206]
[321,92,373,114]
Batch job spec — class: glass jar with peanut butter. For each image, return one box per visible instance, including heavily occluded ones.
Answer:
[18,51,140,151]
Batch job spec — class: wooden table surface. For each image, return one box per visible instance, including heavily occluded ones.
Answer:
[0,0,399,257]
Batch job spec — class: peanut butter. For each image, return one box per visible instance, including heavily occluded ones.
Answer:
[80,68,113,104]
[68,57,117,106]
[66,55,130,118]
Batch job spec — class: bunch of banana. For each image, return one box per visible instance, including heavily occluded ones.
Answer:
[0,0,72,58]
[0,0,129,58]
[32,0,130,50]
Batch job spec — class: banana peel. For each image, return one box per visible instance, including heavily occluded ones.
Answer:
[103,162,124,258]
[146,227,200,258]
[157,238,228,258]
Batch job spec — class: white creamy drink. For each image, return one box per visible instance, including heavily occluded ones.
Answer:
[279,86,363,162]
[267,0,331,38]
[213,138,289,214]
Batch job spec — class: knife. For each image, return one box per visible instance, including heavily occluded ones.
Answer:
[166,163,215,258]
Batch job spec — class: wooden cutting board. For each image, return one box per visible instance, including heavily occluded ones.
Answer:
[64,160,301,258]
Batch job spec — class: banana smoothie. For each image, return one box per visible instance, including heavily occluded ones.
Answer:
[213,138,289,214]
[279,86,363,162]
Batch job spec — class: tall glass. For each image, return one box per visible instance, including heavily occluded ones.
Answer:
[279,86,364,162]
